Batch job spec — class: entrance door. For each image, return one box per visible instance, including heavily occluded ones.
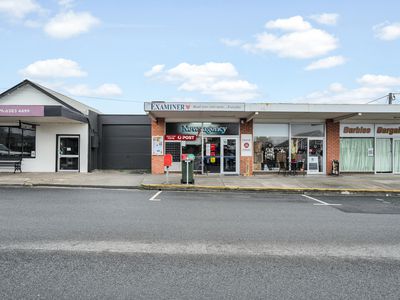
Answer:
[222,137,238,174]
[307,138,324,174]
[393,139,400,174]
[376,138,393,173]
[57,136,80,172]
[203,137,221,173]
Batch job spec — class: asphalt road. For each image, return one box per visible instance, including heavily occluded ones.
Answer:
[0,187,400,299]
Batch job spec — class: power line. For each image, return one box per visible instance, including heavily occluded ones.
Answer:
[366,94,389,104]
[67,94,146,104]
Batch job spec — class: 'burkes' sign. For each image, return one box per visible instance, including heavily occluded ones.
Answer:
[340,124,374,137]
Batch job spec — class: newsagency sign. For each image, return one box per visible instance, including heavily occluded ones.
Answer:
[147,102,245,112]
[166,122,239,136]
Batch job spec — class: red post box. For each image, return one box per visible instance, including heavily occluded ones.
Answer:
[164,154,172,167]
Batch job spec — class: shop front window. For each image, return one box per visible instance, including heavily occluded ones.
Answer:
[182,140,202,172]
[253,124,289,172]
[376,138,393,173]
[0,126,36,159]
[291,124,324,137]
[340,138,374,172]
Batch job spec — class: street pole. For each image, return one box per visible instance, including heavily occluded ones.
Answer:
[389,93,394,104]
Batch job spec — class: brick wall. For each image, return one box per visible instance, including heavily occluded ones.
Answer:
[151,118,165,174]
[240,119,253,176]
[325,119,340,175]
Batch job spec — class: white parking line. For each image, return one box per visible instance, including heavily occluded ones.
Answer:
[376,198,390,204]
[302,194,342,206]
[149,191,162,201]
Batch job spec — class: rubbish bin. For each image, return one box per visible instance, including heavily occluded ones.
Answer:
[331,159,340,176]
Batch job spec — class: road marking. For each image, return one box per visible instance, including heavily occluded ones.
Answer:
[149,191,162,201]
[302,194,342,206]
[2,241,400,260]
[376,198,390,204]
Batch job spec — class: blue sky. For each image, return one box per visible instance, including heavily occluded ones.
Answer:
[1,0,400,113]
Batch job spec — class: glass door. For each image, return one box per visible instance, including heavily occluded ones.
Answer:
[376,138,392,173]
[393,139,400,174]
[203,137,221,173]
[308,138,324,174]
[222,137,238,174]
[57,136,79,172]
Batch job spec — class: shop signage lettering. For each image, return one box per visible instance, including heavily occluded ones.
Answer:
[181,125,227,135]
[149,102,245,111]
[340,124,374,137]
[151,103,186,111]
[376,126,400,135]
[343,126,371,134]
[0,105,44,116]
[165,134,197,141]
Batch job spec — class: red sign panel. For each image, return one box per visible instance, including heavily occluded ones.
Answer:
[164,154,172,167]
[0,105,44,117]
[165,134,196,141]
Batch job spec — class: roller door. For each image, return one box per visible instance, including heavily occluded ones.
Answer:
[101,124,151,170]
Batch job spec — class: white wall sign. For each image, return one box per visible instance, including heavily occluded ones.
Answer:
[340,124,374,137]
[375,124,400,138]
[241,134,253,157]
[152,136,164,155]
[148,102,245,112]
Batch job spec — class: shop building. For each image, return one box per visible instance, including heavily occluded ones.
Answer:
[2,80,400,176]
[0,80,151,173]
[145,101,400,176]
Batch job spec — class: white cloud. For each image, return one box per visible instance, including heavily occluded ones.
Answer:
[309,13,339,26]
[58,0,75,8]
[65,83,123,97]
[265,16,312,31]
[44,10,100,39]
[146,62,258,101]
[241,16,338,59]
[292,73,400,104]
[374,22,400,41]
[357,74,400,86]
[220,38,243,47]
[0,0,42,19]
[20,58,87,78]
[144,64,165,77]
[305,55,346,71]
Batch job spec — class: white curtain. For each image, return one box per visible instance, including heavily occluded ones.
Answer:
[394,140,400,173]
[376,139,392,173]
[340,138,374,172]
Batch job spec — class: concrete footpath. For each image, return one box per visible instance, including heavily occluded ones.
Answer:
[1,170,400,194]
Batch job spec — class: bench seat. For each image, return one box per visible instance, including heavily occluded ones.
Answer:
[0,160,22,173]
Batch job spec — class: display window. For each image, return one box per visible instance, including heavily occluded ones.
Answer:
[340,138,374,172]
[253,124,289,172]
[0,126,36,159]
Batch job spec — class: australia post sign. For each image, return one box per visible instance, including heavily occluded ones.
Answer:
[165,134,197,141]
[0,105,44,117]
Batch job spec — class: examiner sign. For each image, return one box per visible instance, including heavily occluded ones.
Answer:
[148,102,245,111]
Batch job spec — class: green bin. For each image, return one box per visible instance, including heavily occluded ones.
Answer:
[181,160,195,184]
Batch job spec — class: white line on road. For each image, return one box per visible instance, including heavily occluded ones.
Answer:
[376,198,390,204]
[1,241,399,260]
[302,194,342,206]
[149,191,162,201]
